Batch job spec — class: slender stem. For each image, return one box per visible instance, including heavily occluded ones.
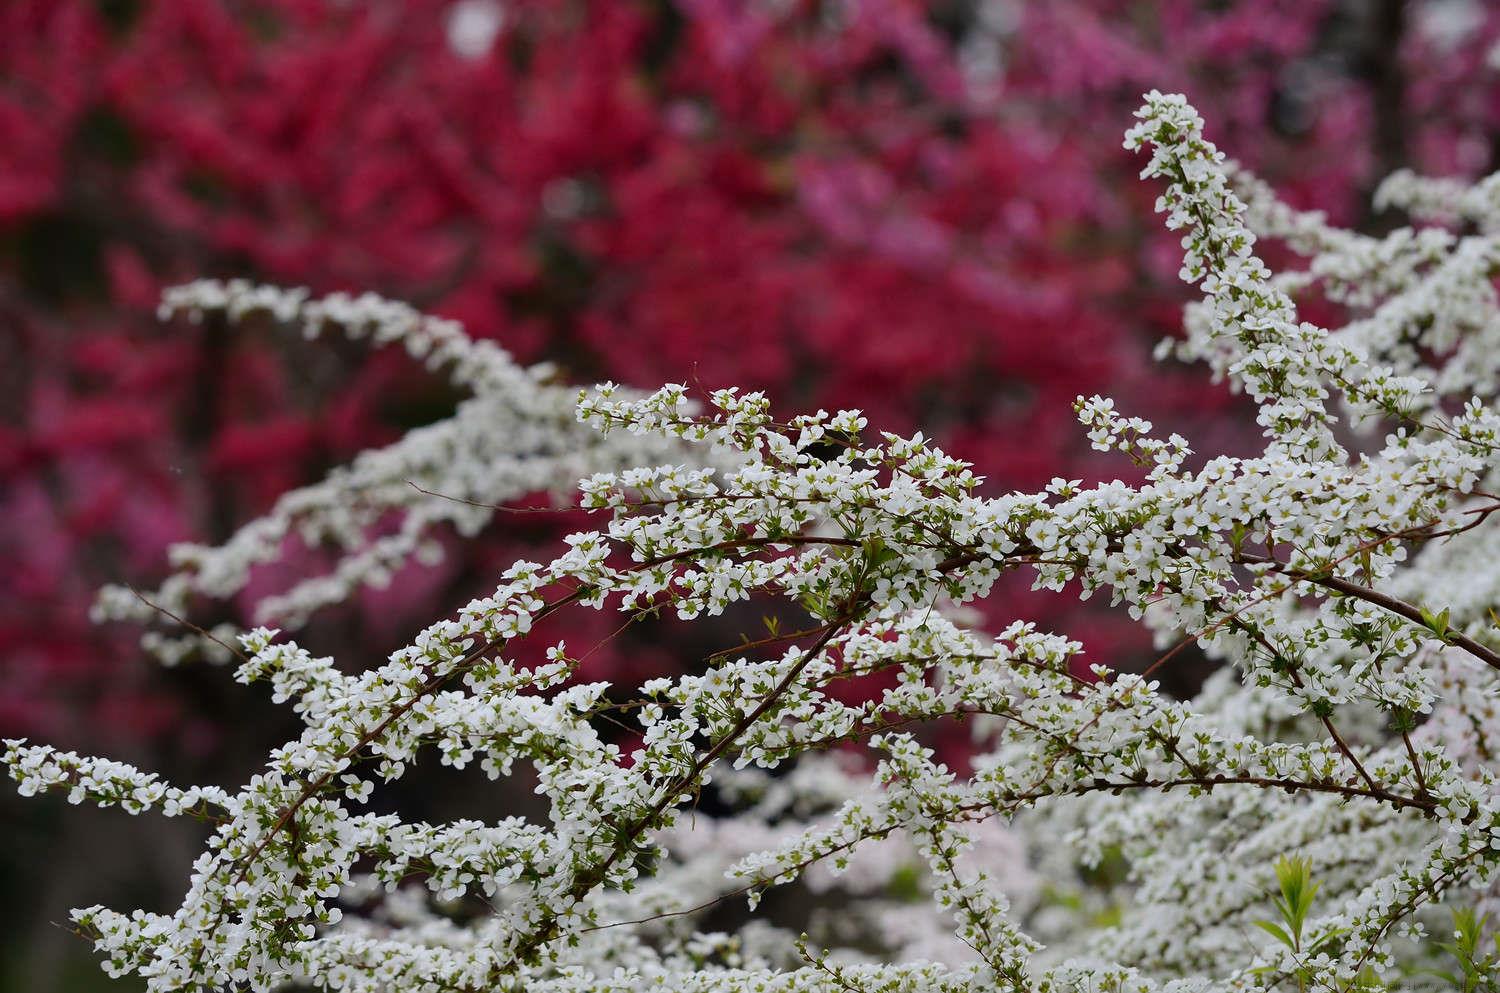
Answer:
[1242,554,1500,674]
[1400,728,1431,799]
[498,609,860,971]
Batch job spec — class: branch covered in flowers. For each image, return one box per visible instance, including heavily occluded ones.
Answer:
[11,92,1500,993]
[91,280,695,662]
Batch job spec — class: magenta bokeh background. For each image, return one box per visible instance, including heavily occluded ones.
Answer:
[3,3,1500,986]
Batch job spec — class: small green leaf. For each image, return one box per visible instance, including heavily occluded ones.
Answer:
[1252,919,1295,950]
[1420,605,1452,641]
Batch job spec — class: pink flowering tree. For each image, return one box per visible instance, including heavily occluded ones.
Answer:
[11,0,1500,745]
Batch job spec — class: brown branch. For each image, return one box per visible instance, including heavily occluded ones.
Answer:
[1240,622,1380,794]
[1399,728,1431,799]
[126,584,247,664]
[1241,554,1500,673]
[499,608,861,972]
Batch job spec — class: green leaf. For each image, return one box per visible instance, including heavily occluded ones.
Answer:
[1252,919,1295,950]
[1420,605,1452,641]
[1272,856,1314,927]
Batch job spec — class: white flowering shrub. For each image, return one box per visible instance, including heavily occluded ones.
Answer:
[11,92,1500,992]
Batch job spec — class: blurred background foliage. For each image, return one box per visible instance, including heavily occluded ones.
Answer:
[4,1,1500,989]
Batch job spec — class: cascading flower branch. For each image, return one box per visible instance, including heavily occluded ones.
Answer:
[88,278,695,664]
[12,92,1500,992]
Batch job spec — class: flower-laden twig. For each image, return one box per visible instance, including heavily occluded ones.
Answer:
[91,280,696,661]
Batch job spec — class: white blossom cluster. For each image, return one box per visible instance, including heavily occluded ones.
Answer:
[92,279,691,662]
[11,91,1500,991]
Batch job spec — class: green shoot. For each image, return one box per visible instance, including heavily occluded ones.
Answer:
[1431,907,1500,993]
